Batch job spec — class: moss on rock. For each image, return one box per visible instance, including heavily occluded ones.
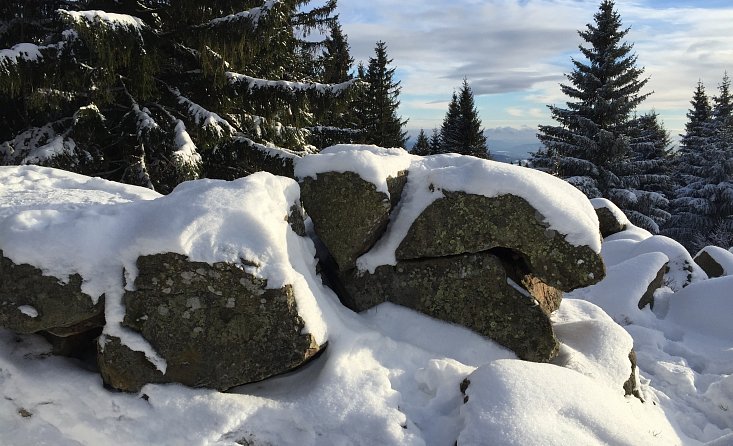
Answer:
[97,252,321,392]
[396,192,605,291]
[341,251,559,362]
[0,250,104,334]
[300,170,407,271]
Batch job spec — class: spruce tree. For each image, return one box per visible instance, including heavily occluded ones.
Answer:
[428,128,442,154]
[307,16,361,149]
[411,129,431,156]
[679,81,714,156]
[0,0,359,192]
[361,41,407,148]
[439,79,488,158]
[666,75,733,251]
[618,111,673,232]
[532,0,661,227]
[321,19,352,84]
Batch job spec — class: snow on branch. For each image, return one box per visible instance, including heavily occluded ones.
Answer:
[21,135,77,165]
[0,43,43,66]
[204,0,277,28]
[58,10,146,31]
[172,120,202,173]
[0,34,74,72]
[232,135,301,161]
[226,71,357,96]
[171,88,236,137]
[132,104,160,137]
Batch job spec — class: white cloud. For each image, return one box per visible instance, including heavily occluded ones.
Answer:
[339,0,733,133]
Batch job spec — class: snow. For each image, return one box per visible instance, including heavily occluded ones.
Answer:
[298,147,601,272]
[60,10,146,30]
[227,71,357,95]
[0,43,43,67]
[1,165,732,445]
[568,218,733,444]
[172,120,202,169]
[207,0,276,27]
[569,252,669,324]
[601,225,707,291]
[459,359,679,446]
[172,89,236,137]
[20,135,77,165]
[666,276,733,339]
[17,305,39,318]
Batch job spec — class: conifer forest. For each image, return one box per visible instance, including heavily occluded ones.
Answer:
[1,0,731,252]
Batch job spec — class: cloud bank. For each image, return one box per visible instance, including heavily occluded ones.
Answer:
[338,0,733,134]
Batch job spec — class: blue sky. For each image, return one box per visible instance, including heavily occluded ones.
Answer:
[336,0,733,144]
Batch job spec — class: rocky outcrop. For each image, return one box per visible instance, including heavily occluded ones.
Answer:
[0,250,104,335]
[299,151,606,363]
[694,246,733,279]
[300,171,407,270]
[342,251,559,362]
[97,253,322,392]
[396,191,605,292]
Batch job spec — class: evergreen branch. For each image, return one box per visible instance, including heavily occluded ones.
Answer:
[226,71,358,96]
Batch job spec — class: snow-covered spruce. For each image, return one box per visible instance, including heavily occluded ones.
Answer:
[1,1,359,192]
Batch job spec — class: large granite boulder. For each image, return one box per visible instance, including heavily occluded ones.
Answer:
[396,191,605,292]
[297,148,605,363]
[98,252,322,392]
[342,251,559,362]
[299,171,407,270]
[693,246,733,278]
[0,250,104,334]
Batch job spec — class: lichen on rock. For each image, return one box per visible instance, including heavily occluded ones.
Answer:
[97,252,322,392]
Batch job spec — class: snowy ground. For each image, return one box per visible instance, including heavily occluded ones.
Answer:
[0,164,731,445]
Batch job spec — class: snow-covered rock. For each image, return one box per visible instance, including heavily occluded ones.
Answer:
[603,225,706,292]
[0,166,328,391]
[299,169,407,270]
[342,251,559,362]
[0,251,104,335]
[693,245,733,278]
[297,146,605,362]
[1,161,732,445]
[591,197,629,238]
[98,252,322,392]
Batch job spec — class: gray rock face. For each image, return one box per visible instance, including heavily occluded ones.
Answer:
[693,247,733,279]
[596,206,627,238]
[97,253,321,392]
[299,171,407,271]
[624,350,644,401]
[396,192,605,292]
[0,250,104,334]
[637,262,668,310]
[301,167,608,363]
[341,251,559,362]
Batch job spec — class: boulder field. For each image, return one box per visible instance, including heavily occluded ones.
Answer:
[0,146,626,392]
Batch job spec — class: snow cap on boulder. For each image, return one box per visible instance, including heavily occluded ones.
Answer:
[0,166,328,391]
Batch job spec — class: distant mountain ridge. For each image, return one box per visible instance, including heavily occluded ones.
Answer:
[406,126,541,162]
